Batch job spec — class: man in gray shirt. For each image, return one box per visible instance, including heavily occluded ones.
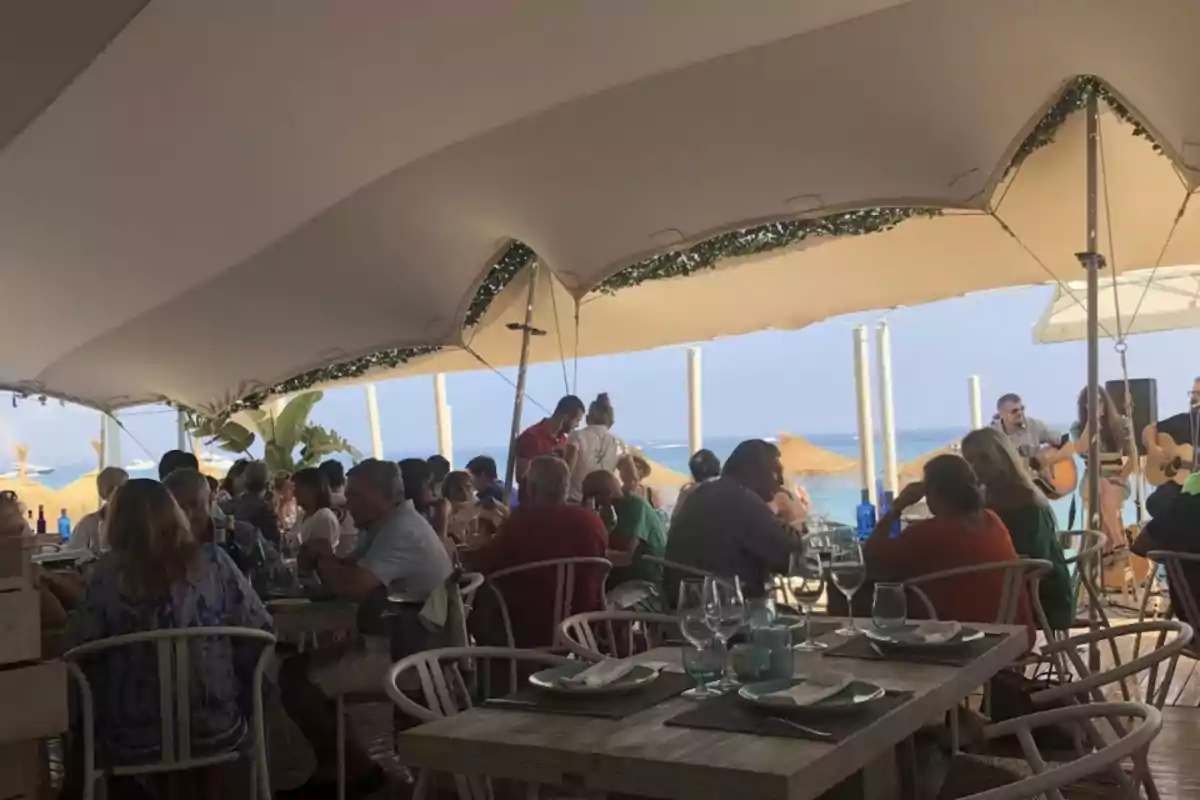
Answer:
[991,393,1065,458]
[664,439,804,602]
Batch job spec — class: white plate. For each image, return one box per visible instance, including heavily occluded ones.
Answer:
[739,677,886,713]
[528,662,661,695]
[864,624,985,650]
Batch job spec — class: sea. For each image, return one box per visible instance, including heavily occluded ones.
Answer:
[32,426,1129,526]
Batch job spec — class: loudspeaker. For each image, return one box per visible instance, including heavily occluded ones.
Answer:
[1106,378,1157,456]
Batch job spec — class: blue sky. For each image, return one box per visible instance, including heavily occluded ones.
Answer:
[5,283,1200,467]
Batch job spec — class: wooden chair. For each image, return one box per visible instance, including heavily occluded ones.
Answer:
[484,557,612,649]
[903,559,1053,626]
[605,579,660,610]
[64,626,275,800]
[1056,530,1113,636]
[384,646,577,800]
[941,702,1162,800]
[558,610,679,660]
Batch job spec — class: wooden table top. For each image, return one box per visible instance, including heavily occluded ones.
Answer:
[396,622,1027,800]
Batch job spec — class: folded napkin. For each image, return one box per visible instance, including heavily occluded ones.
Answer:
[761,673,852,707]
[911,620,962,644]
[560,658,637,689]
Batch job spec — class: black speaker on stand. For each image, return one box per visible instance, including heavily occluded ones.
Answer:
[1105,378,1157,457]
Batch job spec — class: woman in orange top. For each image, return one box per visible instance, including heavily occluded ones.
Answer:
[864,454,1033,630]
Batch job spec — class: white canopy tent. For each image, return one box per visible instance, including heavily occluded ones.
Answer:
[6,1,1200,412]
[1035,265,1200,344]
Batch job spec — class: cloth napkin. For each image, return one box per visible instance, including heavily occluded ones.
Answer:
[911,620,962,644]
[560,658,638,689]
[761,673,852,707]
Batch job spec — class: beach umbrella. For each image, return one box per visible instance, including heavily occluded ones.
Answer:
[897,442,962,485]
[6,3,1200,412]
[626,449,689,489]
[1034,265,1200,344]
[775,433,857,478]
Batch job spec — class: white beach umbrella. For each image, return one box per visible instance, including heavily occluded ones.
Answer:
[6,1,1200,411]
[1034,265,1200,344]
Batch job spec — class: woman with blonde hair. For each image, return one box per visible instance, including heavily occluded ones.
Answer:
[66,479,272,767]
[564,393,626,503]
[1072,386,1138,551]
[961,427,1074,630]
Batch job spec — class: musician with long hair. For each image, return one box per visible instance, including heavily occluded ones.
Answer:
[1071,386,1137,550]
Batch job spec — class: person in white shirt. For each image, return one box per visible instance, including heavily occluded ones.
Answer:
[291,467,341,549]
[319,459,358,555]
[564,393,626,503]
[65,466,128,555]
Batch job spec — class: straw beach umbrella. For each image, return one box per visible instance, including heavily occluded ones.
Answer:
[775,433,857,479]
[626,449,688,488]
[897,442,962,485]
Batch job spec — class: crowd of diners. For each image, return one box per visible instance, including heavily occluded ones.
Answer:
[0,390,1127,799]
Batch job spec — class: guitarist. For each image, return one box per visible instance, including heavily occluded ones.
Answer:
[991,393,1076,504]
[1143,377,1200,518]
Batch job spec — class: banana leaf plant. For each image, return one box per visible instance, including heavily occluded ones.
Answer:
[182,391,361,472]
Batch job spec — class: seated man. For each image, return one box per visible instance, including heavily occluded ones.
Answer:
[664,439,804,603]
[279,459,452,799]
[1133,488,1200,625]
[465,456,609,648]
[466,454,506,504]
[581,470,666,603]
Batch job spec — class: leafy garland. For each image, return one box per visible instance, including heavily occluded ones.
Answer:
[216,75,1157,413]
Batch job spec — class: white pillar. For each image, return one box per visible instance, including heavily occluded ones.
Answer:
[98,413,107,470]
[687,348,703,455]
[853,325,877,506]
[876,322,898,495]
[364,383,384,459]
[434,373,453,465]
[103,413,122,469]
[176,409,187,451]
[968,375,983,429]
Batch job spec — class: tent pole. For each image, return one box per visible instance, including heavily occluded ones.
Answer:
[99,413,107,470]
[176,410,187,451]
[968,375,983,429]
[433,373,453,466]
[364,383,384,459]
[687,348,703,456]
[503,259,540,502]
[876,321,898,495]
[1080,86,1104,672]
[853,325,877,506]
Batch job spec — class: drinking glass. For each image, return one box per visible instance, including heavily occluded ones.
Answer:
[745,596,777,632]
[786,551,827,651]
[704,576,746,690]
[872,582,908,632]
[677,579,720,698]
[829,538,866,635]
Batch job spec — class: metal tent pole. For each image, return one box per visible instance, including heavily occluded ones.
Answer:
[502,259,541,503]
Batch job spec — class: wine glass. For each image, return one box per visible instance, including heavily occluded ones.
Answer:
[677,579,721,698]
[704,576,746,690]
[786,551,827,651]
[829,537,866,635]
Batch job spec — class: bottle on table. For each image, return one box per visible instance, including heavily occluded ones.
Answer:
[57,508,71,542]
[35,505,46,535]
[854,490,876,541]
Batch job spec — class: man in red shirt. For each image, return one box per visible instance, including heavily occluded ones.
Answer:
[514,395,586,487]
[466,455,609,648]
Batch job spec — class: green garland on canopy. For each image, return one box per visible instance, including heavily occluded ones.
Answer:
[221,75,1162,412]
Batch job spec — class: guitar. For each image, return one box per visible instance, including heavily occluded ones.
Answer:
[1145,433,1196,486]
[1028,447,1079,500]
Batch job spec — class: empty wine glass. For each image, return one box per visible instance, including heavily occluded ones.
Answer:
[872,582,908,632]
[786,550,827,651]
[677,579,720,698]
[829,537,866,635]
[704,576,746,690]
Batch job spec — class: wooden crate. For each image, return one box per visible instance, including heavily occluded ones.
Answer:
[0,591,40,669]
[0,662,67,746]
[0,740,39,800]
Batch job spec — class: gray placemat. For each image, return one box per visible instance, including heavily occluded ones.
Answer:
[822,631,1005,667]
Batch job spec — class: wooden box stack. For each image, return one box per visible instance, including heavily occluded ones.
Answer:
[0,537,68,799]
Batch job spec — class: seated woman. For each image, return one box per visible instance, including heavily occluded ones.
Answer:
[581,470,667,607]
[290,467,340,551]
[65,479,273,769]
[864,454,1033,629]
[961,427,1074,631]
[618,452,663,510]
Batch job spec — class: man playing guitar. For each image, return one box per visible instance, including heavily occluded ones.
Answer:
[1142,377,1200,517]
[991,393,1077,499]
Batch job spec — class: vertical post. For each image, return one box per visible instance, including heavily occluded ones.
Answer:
[853,325,877,506]
[876,322,898,495]
[968,375,983,429]
[433,373,453,466]
[687,348,703,456]
[1082,87,1103,672]
[98,413,108,470]
[364,384,384,459]
[103,413,122,470]
[176,409,187,451]
[503,260,540,502]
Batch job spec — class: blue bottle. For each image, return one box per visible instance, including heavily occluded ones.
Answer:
[855,490,876,541]
[57,508,71,542]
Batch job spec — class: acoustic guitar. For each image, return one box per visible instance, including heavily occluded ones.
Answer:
[1028,448,1079,500]
[1145,433,1196,486]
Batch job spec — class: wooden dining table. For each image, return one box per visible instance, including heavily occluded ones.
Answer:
[395,622,1027,800]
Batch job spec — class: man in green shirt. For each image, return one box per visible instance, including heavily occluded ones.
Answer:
[582,471,667,597]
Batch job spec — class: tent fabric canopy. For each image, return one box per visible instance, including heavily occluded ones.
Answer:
[7,1,1200,411]
[1034,265,1200,344]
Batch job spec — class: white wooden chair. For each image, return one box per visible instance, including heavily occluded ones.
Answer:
[63,626,275,800]
[484,557,612,649]
[558,610,679,660]
[384,646,576,800]
[604,579,659,610]
[944,702,1162,800]
[1056,530,1113,636]
[903,559,1053,626]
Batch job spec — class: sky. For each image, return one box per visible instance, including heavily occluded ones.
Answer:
[4,283,1200,468]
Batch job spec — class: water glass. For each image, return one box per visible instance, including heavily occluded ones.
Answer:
[704,576,746,689]
[681,642,725,698]
[830,537,866,635]
[677,579,716,649]
[745,596,777,632]
[786,551,827,651]
[872,582,908,632]
[752,624,796,680]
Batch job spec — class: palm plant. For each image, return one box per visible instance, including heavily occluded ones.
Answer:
[183,391,361,472]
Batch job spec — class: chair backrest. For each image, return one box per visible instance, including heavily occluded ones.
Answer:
[485,557,612,648]
[1146,550,1200,635]
[1057,530,1108,616]
[904,559,1051,626]
[605,579,659,610]
[639,555,717,580]
[558,610,680,660]
[964,701,1161,800]
[64,627,275,775]
[1035,619,1194,709]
